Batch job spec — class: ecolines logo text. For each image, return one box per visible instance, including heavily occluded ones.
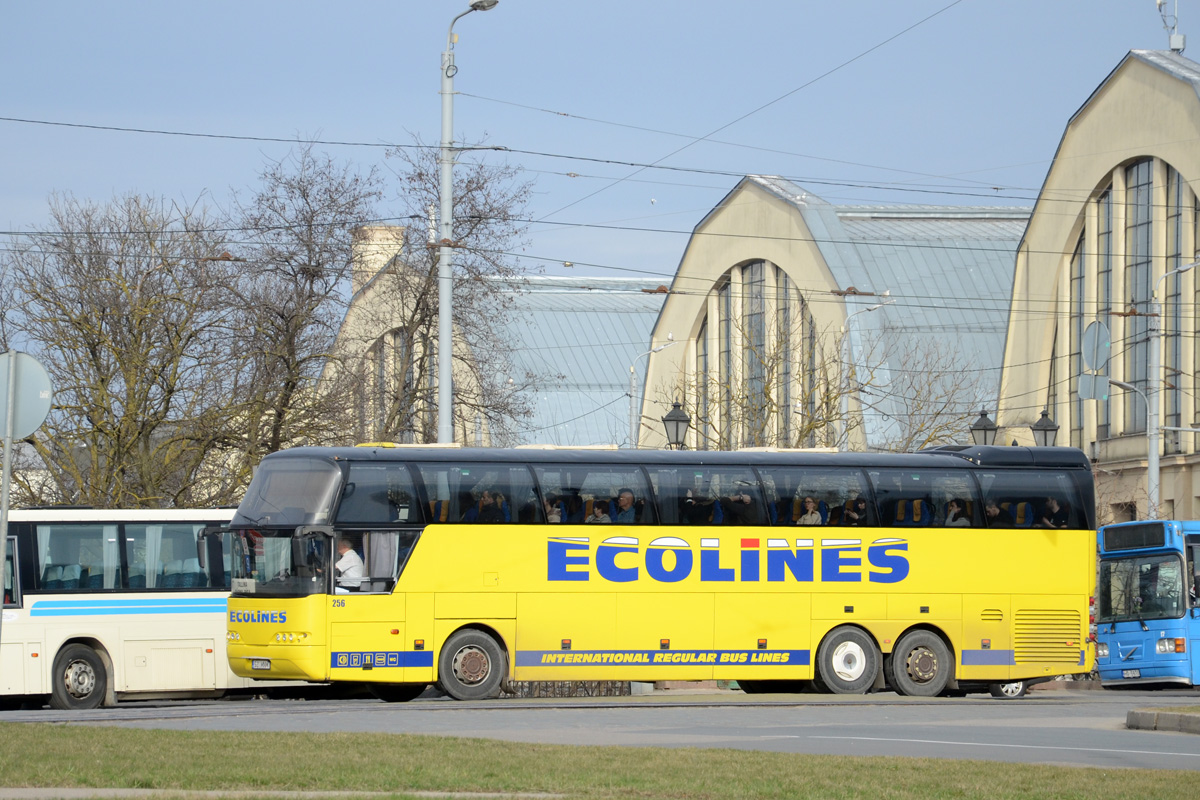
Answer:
[229,610,287,623]
[547,536,909,584]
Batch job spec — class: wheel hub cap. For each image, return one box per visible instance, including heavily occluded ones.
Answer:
[906,647,938,683]
[453,645,490,685]
[831,641,866,681]
[65,660,96,699]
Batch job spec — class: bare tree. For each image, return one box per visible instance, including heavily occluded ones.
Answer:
[343,139,538,446]
[224,145,385,474]
[862,328,989,452]
[654,314,985,453]
[4,193,241,507]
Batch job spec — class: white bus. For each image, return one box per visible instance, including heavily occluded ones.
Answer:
[1,508,287,709]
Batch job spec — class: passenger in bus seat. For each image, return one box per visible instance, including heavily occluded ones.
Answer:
[615,489,636,523]
[476,491,506,524]
[720,485,760,525]
[335,539,364,588]
[585,498,611,524]
[983,498,1012,527]
[681,487,717,524]
[543,494,562,523]
[564,494,585,524]
[944,498,971,527]
[1036,496,1069,529]
[842,495,873,526]
[796,497,823,526]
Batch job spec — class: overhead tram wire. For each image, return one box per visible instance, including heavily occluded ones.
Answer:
[8,114,1191,212]
[457,91,1011,192]
[533,0,969,222]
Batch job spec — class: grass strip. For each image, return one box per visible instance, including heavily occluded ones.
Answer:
[0,723,1198,800]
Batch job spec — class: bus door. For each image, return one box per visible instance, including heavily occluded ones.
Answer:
[327,526,423,684]
[1187,541,1200,684]
[2,535,31,696]
[197,526,229,589]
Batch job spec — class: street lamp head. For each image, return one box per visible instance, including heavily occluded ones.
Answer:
[470,0,499,9]
[1030,408,1060,448]
[662,401,691,450]
[969,409,999,447]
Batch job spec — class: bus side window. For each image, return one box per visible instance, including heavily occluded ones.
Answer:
[3,538,16,607]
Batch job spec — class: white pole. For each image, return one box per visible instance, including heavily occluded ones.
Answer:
[436,20,458,444]
[0,351,17,644]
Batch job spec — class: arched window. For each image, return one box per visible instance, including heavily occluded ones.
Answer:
[1096,188,1113,440]
[1069,234,1084,448]
[1123,158,1152,434]
[1165,166,1184,454]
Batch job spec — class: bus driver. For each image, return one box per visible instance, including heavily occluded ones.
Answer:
[335,539,365,589]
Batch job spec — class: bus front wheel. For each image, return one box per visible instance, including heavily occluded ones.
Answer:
[438,630,506,701]
[890,630,951,697]
[817,626,879,694]
[50,644,107,710]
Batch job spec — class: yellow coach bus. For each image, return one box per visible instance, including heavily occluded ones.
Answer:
[223,444,1096,701]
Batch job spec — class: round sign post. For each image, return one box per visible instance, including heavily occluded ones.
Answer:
[0,351,53,643]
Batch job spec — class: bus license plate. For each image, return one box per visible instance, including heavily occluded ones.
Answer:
[251,659,271,671]
[1122,669,1140,679]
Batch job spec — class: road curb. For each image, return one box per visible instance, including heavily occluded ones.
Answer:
[1126,709,1200,734]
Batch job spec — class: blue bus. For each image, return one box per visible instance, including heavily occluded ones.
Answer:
[1095,520,1197,687]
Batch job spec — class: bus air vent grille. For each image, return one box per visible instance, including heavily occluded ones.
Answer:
[980,609,1003,622]
[1014,609,1081,663]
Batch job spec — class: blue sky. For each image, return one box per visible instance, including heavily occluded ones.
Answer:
[0,1,1185,280]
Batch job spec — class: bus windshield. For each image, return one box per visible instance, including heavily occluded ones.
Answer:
[233,456,343,528]
[1098,554,1185,623]
[229,529,330,597]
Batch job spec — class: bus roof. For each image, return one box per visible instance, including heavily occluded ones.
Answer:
[260,445,1092,471]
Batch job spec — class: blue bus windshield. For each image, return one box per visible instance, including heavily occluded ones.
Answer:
[1098,554,1185,623]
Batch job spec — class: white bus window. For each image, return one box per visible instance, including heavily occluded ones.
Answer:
[35,523,120,591]
[125,523,209,589]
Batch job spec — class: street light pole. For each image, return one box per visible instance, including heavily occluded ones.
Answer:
[838,297,893,451]
[629,338,676,448]
[1143,260,1199,516]
[437,0,498,444]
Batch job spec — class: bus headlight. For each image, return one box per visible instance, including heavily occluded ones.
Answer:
[1156,638,1186,654]
[274,632,309,643]
[227,631,241,642]
[1096,642,1108,658]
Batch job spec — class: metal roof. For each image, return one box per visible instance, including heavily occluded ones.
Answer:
[488,276,667,447]
[749,177,1031,447]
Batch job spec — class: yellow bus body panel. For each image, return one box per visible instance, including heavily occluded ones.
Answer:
[227,523,1095,686]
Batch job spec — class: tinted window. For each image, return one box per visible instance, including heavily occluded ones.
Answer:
[649,466,763,526]
[535,464,655,524]
[335,463,417,524]
[416,463,540,524]
[755,466,871,527]
[868,468,979,528]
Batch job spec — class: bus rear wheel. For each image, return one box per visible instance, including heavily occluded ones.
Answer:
[817,626,879,694]
[890,630,951,697]
[369,683,428,703]
[50,644,107,710]
[988,680,1028,699]
[438,630,506,701]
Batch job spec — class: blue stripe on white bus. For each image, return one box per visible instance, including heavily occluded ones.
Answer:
[30,598,227,616]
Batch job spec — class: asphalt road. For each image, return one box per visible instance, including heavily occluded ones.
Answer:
[6,685,1200,771]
